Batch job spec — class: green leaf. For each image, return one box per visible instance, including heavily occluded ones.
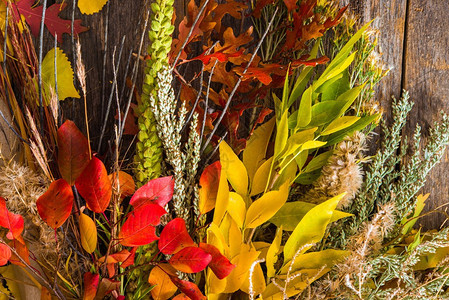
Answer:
[278,128,317,160]
[280,249,350,274]
[308,101,345,127]
[295,168,322,184]
[335,83,366,116]
[270,201,352,231]
[316,52,357,87]
[401,194,429,235]
[283,193,345,262]
[318,70,350,101]
[324,113,379,145]
[41,47,80,103]
[302,151,333,173]
[321,116,360,135]
[296,86,313,128]
[282,65,290,113]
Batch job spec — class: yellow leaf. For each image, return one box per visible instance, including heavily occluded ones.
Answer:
[250,157,273,196]
[223,244,260,293]
[278,128,317,160]
[401,193,429,235]
[321,116,360,135]
[79,212,97,254]
[280,249,349,274]
[148,266,178,300]
[274,111,289,158]
[212,167,229,226]
[206,269,227,295]
[41,48,80,103]
[219,214,242,259]
[284,193,345,262]
[227,192,247,228]
[253,241,271,260]
[243,117,275,183]
[266,226,282,278]
[240,261,266,295]
[78,0,109,15]
[220,141,248,196]
[245,182,289,229]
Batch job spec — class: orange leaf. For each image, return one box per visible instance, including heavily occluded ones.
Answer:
[129,176,174,209]
[57,120,90,185]
[148,266,178,300]
[109,171,135,199]
[0,243,11,266]
[169,247,211,273]
[41,286,52,300]
[79,212,97,254]
[75,157,112,213]
[8,240,29,266]
[37,179,73,229]
[119,204,166,247]
[198,161,221,214]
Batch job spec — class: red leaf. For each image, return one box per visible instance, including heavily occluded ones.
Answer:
[158,218,195,255]
[57,120,90,186]
[169,247,212,273]
[83,272,99,300]
[199,243,235,279]
[0,243,11,266]
[118,204,166,247]
[252,0,275,18]
[37,179,74,229]
[13,1,88,43]
[0,198,24,241]
[183,48,244,65]
[75,157,112,213]
[121,247,137,269]
[169,276,206,300]
[129,176,174,208]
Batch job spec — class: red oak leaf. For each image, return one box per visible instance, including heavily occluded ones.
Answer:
[119,204,166,247]
[13,0,88,43]
[0,243,11,266]
[0,198,24,241]
[158,218,195,255]
[129,176,174,209]
[57,120,90,186]
[169,276,206,300]
[37,179,74,229]
[75,157,112,213]
[169,247,212,273]
[83,272,100,300]
[199,243,235,279]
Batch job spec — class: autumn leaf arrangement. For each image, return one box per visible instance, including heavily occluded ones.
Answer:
[0,0,448,299]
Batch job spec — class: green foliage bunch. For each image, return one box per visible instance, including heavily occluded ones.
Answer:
[134,0,175,186]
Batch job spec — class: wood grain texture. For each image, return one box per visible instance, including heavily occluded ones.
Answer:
[402,1,449,229]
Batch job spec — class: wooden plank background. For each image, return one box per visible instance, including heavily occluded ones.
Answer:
[49,0,448,229]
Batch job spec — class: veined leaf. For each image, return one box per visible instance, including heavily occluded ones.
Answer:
[119,204,166,247]
[37,179,73,229]
[0,243,11,266]
[148,266,178,300]
[274,110,289,158]
[324,113,379,146]
[302,151,333,173]
[79,212,97,254]
[41,47,79,102]
[220,141,248,196]
[402,193,429,235]
[266,226,282,278]
[278,128,317,160]
[245,182,289,228]
[57,120,90,186]
[130,176,174,209]
[226,192,246,228]
[335,84,366,116]
[270,201,352,231]
[158,218,195,255]
[212,166,229,226]
[280,249,349,274]
[109,171,135,199]
[78,0,108,14]
[169,247,212,273]
[296,86,313,128]
[318,70,350,101]
[251,157,273,196]
[169,276,206,300]
[199,243,235,280]
[243,117,275,183]
[83,272,99,300]
[321,116,360,135]
[240,261,266,295]
[198,161,221,214]
[316,52,357,88]
[284,193,345,262]
[75,157,112,213]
